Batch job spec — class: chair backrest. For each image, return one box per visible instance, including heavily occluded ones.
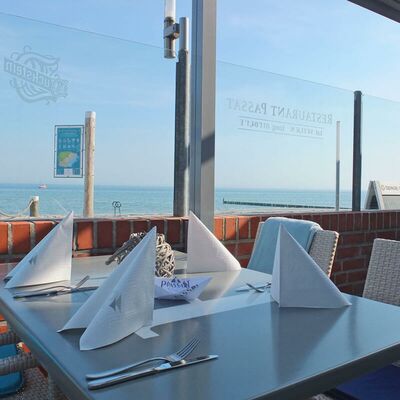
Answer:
[253,221,339,277]
[308,229,339,277]
[363,239,400,305]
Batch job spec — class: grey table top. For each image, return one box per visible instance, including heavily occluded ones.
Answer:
[1,256,400,400]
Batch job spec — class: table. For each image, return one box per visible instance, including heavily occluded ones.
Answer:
[1,256,400,400]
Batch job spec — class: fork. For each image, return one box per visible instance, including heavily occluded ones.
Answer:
[246,282,268,293]
[13,275,90,297]
[86,337,200,380]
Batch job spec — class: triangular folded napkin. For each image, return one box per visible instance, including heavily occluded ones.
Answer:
[59,227,156,350]
[5,212,74,289]
[248,216,321,274]
[270,226,350,308]
[187,211,241,273]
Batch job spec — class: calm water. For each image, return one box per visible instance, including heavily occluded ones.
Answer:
[0,184,359,218]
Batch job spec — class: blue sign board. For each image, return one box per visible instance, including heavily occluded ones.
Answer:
[54,125,84,178]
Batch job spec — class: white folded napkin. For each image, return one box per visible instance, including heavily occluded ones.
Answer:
[154,276,212,301]
[5,212,74,289]
[187,211,241,273]
[59,227,156,350]
[270,225,351,308]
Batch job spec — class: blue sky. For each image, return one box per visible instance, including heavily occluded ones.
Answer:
[0,0,399,190]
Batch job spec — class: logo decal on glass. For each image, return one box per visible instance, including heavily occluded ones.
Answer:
[226,97,333,139]
[3,46,69,104]
[109,295,122,313]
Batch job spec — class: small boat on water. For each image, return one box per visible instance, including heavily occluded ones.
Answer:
[38,184,47,189]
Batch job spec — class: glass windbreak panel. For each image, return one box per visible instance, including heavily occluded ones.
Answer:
[216,62,354,214]
[0,13,175,217]
[363,95,400,210]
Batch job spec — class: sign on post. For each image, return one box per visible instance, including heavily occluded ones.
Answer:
[54,125,84,178]
[365,181,400,210]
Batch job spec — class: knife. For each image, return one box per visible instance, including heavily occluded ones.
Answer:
[13,286,98,299]
[88,355,218,390]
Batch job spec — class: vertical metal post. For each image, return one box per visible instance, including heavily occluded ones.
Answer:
[173,17,190,217]
[84,111,96,218]
[190,0,216,230]
[352,91,362,211]
[335,121,340,211]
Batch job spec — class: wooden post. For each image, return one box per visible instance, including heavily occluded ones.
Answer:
[84,111,96,217]
[30,196,39,217]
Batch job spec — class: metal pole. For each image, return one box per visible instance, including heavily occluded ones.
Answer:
[173,17,190,216]
[84,111,96,217]
[335,121,340,211]
[190,0,216,230]
[30,196,39,217]
[352,91,362,211]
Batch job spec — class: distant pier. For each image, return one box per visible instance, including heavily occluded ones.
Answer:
[222,199,349,210]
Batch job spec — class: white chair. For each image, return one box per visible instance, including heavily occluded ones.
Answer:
[0,329,67,399]
[318,238,400,400]
[252,221,339,276]
[362,238,400,305]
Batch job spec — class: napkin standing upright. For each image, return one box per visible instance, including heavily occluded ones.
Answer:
[5,211,74,288]
[60,227,157,350]
[187,211,241,273]
[271,225,350,308]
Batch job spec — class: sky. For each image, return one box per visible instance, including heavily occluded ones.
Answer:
[0,0,399,190]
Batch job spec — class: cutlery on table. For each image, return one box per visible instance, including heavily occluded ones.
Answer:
[88,355,218,390]
[236,282,271,292]
[13,275,96,298]
[86,337,200,380]
[246,282,268,293]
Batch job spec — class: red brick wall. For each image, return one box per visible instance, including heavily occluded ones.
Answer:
[1,211,399,296]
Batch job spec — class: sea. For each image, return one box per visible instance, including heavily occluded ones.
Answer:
[0,184,360,218]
